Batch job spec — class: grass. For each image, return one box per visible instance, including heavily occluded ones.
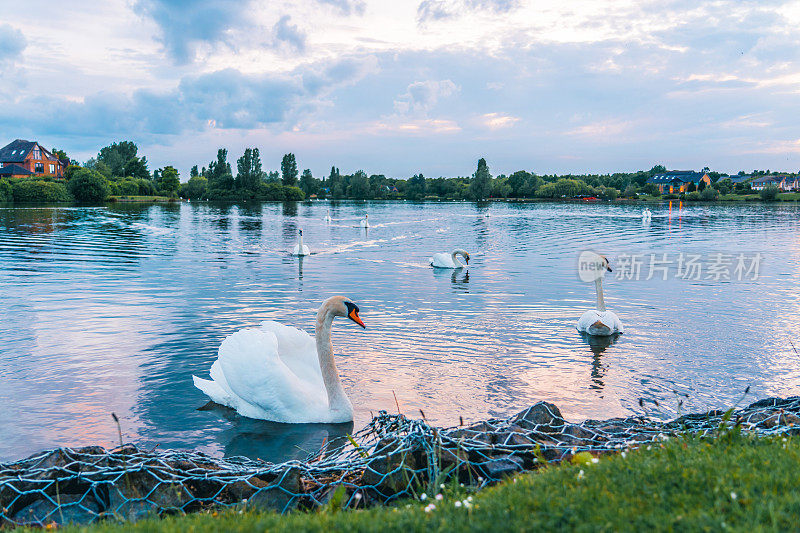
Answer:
[23,430,800,532]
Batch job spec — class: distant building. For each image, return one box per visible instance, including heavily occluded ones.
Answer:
[0,139,67,179]
[728,175,753,185]
[751,175,797,191]
[646,170,711,194]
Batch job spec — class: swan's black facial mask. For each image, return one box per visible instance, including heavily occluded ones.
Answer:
[344,301,365,328]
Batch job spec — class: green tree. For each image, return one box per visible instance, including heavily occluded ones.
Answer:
[190,165,199,178]
[281,153,298,186]
[160,166,180,193]
[507,170,532,197]
[236,148,263,190]
[206,149,234,191]
[406,173,426,200]
[67,168,110,203]
[300,169,317,197]
[469,158,492,200]
[124,156,150,180]
[347,170,371,199]
[182,176,208,199]
[760,185,779,201]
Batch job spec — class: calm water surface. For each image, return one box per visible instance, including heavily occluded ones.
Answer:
[2,200,800,461]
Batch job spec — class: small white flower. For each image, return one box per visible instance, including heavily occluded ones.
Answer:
[440,483,445,489]
[460,483,465,487]
[591,457,599,464]
[424,503,436,513]
[435,494,443,501]
[467,496,473,502]
[646,445,652,450]
[730,492,737,500]
[420,493,427,501]
[577,470,585,479]
[454,501,462,508]
[354,493,362,501]
[513,478,517,483]
[621,451,627,458]
[478,476,484,482]
[464,501,472,509]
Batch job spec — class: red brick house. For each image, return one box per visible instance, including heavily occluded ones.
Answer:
[0,140,67,179]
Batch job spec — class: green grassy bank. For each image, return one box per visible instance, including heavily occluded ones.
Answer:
[21,431,800,532]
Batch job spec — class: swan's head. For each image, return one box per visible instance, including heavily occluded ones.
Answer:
[299,229,303,236]
[324,296,366,328]
[455,249,470,264]
[578,251,612,281]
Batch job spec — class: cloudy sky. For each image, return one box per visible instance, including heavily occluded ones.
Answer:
[1,0,800,178]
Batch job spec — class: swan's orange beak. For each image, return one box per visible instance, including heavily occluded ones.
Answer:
[348,309,366,328]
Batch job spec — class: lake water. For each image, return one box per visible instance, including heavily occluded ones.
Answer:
[2,200,800,462]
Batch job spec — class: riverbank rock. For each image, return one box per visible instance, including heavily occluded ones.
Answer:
[511,402,565,432]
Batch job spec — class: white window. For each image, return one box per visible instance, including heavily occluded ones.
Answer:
[33,148,41,159]
[49,164,55,174]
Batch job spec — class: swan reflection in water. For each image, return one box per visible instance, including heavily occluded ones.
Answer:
[431,266,469,291]
[579,332,620,392]
[199,402,354,462]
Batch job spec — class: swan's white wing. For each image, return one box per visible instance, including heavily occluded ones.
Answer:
[259,320,322,382]
[576,310,623,335]
[195,327,327,422]
[430,252,455,268]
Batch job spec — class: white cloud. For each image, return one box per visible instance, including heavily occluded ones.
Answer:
[481,112,519,129]
[393,79,459,115]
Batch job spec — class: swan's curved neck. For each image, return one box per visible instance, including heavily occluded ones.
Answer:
[298,233,304,248]
[315,307,353,416]
[451,250,466,267]
[595,277,606,312]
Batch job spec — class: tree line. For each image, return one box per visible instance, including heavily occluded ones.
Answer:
[0,139,794,204]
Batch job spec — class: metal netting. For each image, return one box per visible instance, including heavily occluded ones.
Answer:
[2,396,799,528]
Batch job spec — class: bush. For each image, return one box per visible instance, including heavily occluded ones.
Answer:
[685,191,702,201]
[700,187,718,201]
[180,176,208,199]
[12,180,72,203]
[68,168,110,203]
[283,186,305,201]
[662,193,679,200]
[118,179,139,196]
[760,185,779,201]
[0,179,11,202]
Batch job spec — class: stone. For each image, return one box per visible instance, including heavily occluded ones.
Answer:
[511,402,565,432]
[246,468,300,513]
[479,454,524,480]
[360,438,419,496]
[12,493,102,526]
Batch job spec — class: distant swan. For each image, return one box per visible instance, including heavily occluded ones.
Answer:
[292,229,310,256]
[642,208,652,221]
[576,252,623,336]
[360,214,369,228]
[193,296,365,423]
[430,249,470,268]
[324,211,332,223]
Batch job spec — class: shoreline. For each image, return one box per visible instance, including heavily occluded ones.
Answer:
[3,396,799,527]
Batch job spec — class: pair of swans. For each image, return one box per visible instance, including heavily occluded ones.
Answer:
[194,252,621,425]
[642,208,652,221]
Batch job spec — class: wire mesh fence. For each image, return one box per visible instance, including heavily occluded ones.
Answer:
[3,396,800,528]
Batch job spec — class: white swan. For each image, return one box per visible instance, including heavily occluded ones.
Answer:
[430,249,470,269]
[324,211,332,223]
[292,229,310,256]
[193,296,365,423]
[642,208,652,221]
[360,214,369,228]
[576,252,624,336]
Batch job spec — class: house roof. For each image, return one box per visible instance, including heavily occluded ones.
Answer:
[0,139,61,163]
[0,163,32,177]
[751,175,786,184]
[646,171,708,185]
[728,175,752,183]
